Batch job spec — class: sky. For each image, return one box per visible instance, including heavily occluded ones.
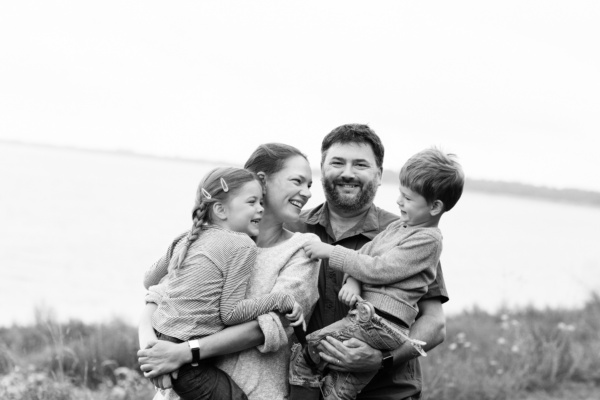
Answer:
[1,1,599,191]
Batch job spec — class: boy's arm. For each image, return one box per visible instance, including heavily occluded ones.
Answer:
[329,232,441,285]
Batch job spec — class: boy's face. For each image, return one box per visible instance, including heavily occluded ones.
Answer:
[396,184,436,227]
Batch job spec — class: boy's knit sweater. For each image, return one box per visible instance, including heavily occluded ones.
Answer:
[329,220,442,327]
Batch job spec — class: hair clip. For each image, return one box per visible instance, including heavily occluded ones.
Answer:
[220,178,229,192]
[201,188,212,199]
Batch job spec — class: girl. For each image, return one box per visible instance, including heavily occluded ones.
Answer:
[145,167,304,400]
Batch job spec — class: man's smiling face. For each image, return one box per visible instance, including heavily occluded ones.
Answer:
[321,142,382,213]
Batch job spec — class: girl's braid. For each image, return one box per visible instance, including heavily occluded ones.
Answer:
[170,202,210,271]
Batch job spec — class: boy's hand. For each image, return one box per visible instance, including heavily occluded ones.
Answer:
[286,301,306,332]
[303,240,334,260]
[338,277,361,307]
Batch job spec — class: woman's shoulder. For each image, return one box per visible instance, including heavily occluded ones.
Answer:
[287,231,320,248]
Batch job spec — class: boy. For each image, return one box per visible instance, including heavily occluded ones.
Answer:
[289,147,464,400]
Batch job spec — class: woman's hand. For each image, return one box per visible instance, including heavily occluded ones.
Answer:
[286,301,306,332]
[137,339,190,379]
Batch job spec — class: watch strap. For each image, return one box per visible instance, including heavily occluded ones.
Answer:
[380,350,393,370]
[188,339,200,367]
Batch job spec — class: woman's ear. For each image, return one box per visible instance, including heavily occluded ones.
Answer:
[430,200,444,216]
[256,172,267,194]
[212,202,227,221]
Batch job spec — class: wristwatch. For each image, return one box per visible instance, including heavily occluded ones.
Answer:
[188,339,200,367]
[380,350,393,371]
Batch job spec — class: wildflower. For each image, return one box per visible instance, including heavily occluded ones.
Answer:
[456,332,466,343]
[511,319,520,326]
[511,345,520,353]
[501,321,510,330]
[489,359,498,367]
[500,314,509,322]
[557,322,576,332]
[497,368,504,375]
[497,337,506,345]
[464,341,472,349]
[448,343,458,351]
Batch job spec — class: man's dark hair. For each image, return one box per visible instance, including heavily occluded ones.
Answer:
[320,124,385,169]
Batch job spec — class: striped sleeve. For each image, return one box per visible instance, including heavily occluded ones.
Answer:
[220,245,296,326]
[143,232,187,289]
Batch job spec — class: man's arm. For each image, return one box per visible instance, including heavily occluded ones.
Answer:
[390,298,446,365]
[318,298,445,372]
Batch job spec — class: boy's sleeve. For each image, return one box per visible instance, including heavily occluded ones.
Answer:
[420,261,450,304]
[219,245,296,326]
[329,231,441,286]
[256,241,320,353]
[143,232,187,289]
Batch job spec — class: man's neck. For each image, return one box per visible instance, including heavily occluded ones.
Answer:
[327,203,372,240]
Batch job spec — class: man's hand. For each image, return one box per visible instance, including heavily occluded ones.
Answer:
[318,336,382,373]
[338,277,361,307]
[138,339,188,379]
[303,240,334,260]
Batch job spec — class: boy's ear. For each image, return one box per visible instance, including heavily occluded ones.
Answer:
[430,200,444,216]
[212,202,227,220]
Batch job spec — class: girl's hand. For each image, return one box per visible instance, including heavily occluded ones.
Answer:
[286,301,306,331]
[303,241,334,260]
[338,278,361,307]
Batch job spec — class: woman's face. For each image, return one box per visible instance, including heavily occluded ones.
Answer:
[263,155,313,224]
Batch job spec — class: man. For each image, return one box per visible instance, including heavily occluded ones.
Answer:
[287,124,448,399]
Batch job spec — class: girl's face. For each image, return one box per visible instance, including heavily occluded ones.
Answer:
[221,180,264,236]
[263,155,313,224]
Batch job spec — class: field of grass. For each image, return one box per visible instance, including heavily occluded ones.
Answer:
[1,297,599,400]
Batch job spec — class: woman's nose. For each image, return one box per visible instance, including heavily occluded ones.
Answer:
[300,184,312,199]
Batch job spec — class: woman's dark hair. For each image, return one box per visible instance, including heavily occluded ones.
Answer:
[244,143,307,175]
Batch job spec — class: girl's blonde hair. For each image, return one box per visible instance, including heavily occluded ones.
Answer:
[169,167,260,271]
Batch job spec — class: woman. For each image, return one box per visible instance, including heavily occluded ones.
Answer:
[138,143,320,400]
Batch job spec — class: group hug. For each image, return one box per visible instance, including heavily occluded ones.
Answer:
[137,123,465,400]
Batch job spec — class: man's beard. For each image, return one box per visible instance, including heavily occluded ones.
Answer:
[323,177,378,213]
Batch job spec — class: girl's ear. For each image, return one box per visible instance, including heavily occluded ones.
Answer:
[212,202,228,221]
[430,200,444,216]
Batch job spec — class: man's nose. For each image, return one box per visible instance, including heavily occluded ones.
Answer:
[340,163,355,179]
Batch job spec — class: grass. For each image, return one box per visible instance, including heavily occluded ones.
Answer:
[1,297,599,399]
[421,294,600,400]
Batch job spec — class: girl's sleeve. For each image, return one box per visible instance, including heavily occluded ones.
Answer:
[256,237,321,353]
[220,245,297,326]
[329,231,441,286]
[143,232,187,289]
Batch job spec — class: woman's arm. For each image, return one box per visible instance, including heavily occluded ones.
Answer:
[138,320,265,379]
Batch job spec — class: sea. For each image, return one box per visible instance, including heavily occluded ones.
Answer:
[1,142,599,327]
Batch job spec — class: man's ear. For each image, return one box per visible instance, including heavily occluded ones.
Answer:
[430,200,444,216]
[212,202,227,221]
[376,167,383,187]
